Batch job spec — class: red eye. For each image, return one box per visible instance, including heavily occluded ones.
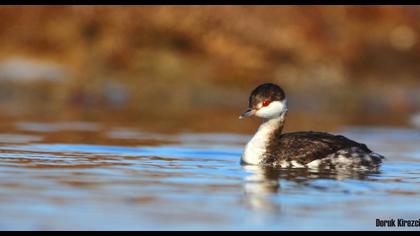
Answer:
[262,100,270,107]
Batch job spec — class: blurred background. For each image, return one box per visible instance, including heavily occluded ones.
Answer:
[0,5,419,134]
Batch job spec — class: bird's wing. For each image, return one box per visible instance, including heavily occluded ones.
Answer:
[262,131,371,165]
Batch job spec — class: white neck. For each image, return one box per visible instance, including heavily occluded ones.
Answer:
[241,114,285,165]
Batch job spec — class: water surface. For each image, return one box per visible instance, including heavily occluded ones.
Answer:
[0,121,419,230]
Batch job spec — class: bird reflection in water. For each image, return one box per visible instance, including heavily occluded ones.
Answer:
[242,164,381,213]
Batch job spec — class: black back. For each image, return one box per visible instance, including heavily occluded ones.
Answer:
[262,131,372,165]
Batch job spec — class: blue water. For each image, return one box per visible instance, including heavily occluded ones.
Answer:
[0,122,419,230]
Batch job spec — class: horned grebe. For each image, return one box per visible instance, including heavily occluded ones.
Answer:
[239,83,384,170]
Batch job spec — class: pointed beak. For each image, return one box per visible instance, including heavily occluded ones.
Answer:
[239,108,256,119]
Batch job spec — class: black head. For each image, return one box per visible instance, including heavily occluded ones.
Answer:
[239,83,287,119]
[248,83,286,109]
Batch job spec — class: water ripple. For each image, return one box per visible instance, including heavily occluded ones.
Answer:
[0,125,419,230]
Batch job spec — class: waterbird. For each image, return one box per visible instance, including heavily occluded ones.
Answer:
[239,83,384,170]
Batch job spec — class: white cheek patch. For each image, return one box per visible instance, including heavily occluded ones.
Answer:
[255,102,263,110]
[255,100,287,119]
